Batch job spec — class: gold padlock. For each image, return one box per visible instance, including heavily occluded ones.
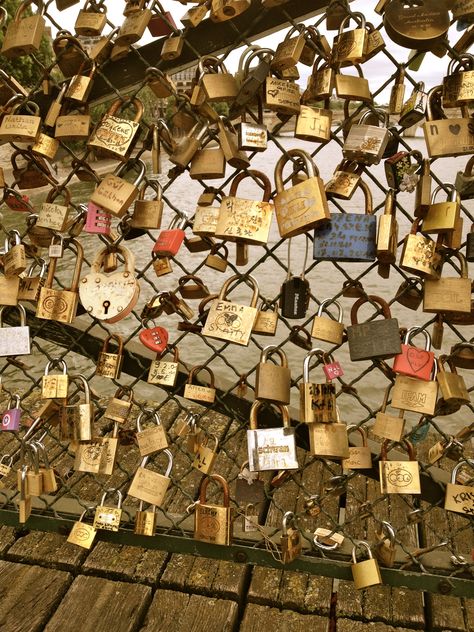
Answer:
[89,159,146,218]
[96,334,124,380]
[1,0,45,58]
[333,11,369,64]
[184,365,216,403]
[379,439,421,495]
[128,451,173,507]
[423,251,472,314]
[194,474,232,545]
[88,97,144,161]
[311,299,345,345]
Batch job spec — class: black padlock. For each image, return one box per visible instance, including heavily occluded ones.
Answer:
[466,223,474,262]
[280,236,310,319]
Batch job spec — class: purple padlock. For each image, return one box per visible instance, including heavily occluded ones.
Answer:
[1,395,21,431]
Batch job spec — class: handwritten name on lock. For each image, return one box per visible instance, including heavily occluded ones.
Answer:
[220,199,271,239]
[267,77,300,104]
[95,117,136,149]
[206,301,248,342]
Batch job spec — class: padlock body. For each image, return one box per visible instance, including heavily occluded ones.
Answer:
[313,214,377,262]
[195,504,232,545]
[152,229,185,257]
[255,362,291,404]
[392,344,435,381]
[247,427,298,471]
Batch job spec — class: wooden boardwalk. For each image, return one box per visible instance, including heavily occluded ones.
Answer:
[0,399,472,631]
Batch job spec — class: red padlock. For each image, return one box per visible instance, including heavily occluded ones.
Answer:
[323,352,344,381]
[148,2,177,36]
[3,188,32,213]
[393,327,435,381]
[139,320,169,354]
[152,214,187,257]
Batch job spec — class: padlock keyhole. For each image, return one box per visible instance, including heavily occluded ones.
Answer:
[103,300,111,314]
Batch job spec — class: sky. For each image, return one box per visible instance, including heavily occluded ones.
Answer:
[46,0,460,102]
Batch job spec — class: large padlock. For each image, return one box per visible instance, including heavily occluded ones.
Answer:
[391,363,438,416]
[0,305,30,357]
[274,149,330,238]
[379,439,421,495]
[202,275,259,346]
[1,395,21,432]
[313,179,377,262]
[347,295,401,361]
[393,327,435,381]
[136,408,169,456]
[423,85,474,158]
[333,11,369,64]
[0,99,41,144]
[88,98,144,161]
[351,541,382,589]
[89,159,146,218]
[437,356,470,408]
[247,400,298,472]
[444,459,474,516]
[184,365,216,403]
[311,299,345,345]
[1,0,45,58]
[75,0,107,36]
[36,239,83,324]
[308,415,350,460]
[214,170,273,245]
[255,345,291,405]
[128,450,173,507]
[343,108,390,166]
[423,184,461,234]
[79,244,140,323]
[194,474,232,545]
[383,0,449,50]
[55,104,91,141]
[299,349,337,424]
[423,251,472,314]
[196,55,238,103]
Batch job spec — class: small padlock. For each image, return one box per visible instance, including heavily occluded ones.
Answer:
[152,213,188,257]
[148,346,180,388]
[18,465,31,524]
[0,305,30,357]
[444,459,474,516]
[128,450,173,507]
[134,499,157,537]
[311,299,344,345]
[3,230,26,277]
[89,159,146,218]
[42,359,69,399]
[34,440,58,494]
[280,237,311,319]
[299,349,337,424]
[373,384,406,442]
[342,425,372,470]
[255,345,291,405]
[351,541,382,589]
[136,409,169,456]
[252,301,279,337]
[393,327,435,381]
[436,356,470,409]
[184,365,216,403]
[1,395,21,432]
[93,489,123,532]
[96,334,124,380]
[65,374,94,442]
[139,320,169,354]
[379,439,421,495]
[192,434,219,474]
[398,82,427,128]
[423,184,461,234]
[67,508,97,549]
[392,361,439,416]
[104,386,133,425]
[194,473,232,545]
[205,243,229,272]
[374,521,397,568]
[281,511,302,564]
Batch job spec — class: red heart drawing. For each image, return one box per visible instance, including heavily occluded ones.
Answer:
[139,326,169,354]
[407,348,430,373]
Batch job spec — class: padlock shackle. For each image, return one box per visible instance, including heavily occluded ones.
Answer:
[431,183,459,205]
[90,243,136,275]
[69,374,91,404]
[282,510,296,535]
[380,439,416,462]
[378,520,396,544]
[249,400,290,430]
[383,189,396,217]
[113,385,133,403]
[425,85,444,123]
[260,344,288,368]
[346,424,368,446]
[451,458,474,484]
[198,473,230,507]
[350,294,392,325]
[106,97,144,123]
[356,179,374,215]
[302,348,325,382]
[316,298,343,322]
[187,364,215,388]
[101,334,124,355]
[242,47,274,74]
[228,169,272,202]
[178,274,207,291]
[351,539,373,564]
[404,327,431,350]
[338,9,365,33]
[275,148,317,192]
[0,304,26,328]
[218,274,259,308]
[433,250,468,279]
[44,358,68,375]
[136,407,162,433]
[100,487,123,508]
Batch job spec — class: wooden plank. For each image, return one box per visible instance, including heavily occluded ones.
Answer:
[185,557,221,595]
[211,559,250,602]
[304,575,334,615]
[139,589,190,632]
[160,553,196,590]
[7,531,86,571]
[82,541,168,585]
[337,620,414,632]
[464,597,474,632]
[427,594,468,632]
[0,525,16,555]
[44,575,152,632]
[0,560,72,632]
[240,603,328,632]
[247,565,282,606]
[178,593,238,632]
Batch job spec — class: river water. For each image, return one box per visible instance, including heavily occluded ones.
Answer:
[1,135,472,433]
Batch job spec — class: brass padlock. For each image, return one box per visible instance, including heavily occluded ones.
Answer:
[399,219,442,279]
[115,4,152,45]
[89,160,146,218]
[194,206,220,237]
[376,189,398,265]
[136,408,169,456]
[93,489,123,532]
[343,108,390,166]
[161,33,183,60]
[308,414,350,460]
[325,160,362,200]
[3,230,26,277]
[128,450,173,507]
[104,386,133,424]
[0,99,41,143]
[96,334,124,380]
[379,439,421,495]
[295,102,332,143]
[67,508,97,549]
[444,459,474,516]
[333,11,369,64]
[443,54,474,107]
[148,346,180,387]
[1,0,45,58]
[437,356,470,409]
[423,251,472,314]
[88,98,144,161]
[194,473,232,545]
[265,73,301,115]
[42,359,69,399]
[18,465,31,524]
[351,541,382,589]
[210,0,251,22]
[342,425,372,470]
[391,363,438,416]
[66,374,94,442]
[196,55,238,103]
[53,32,87,78]
[335,64,372,102]
[184,365,216,403]
[134,499,157,537]
[247,400,298,472]
[373,384,406,442]
[190,146,226,180]
[311,298,345,345]
[37,187,71,232]
[300,349,337,424]
[75,1,107,37]
[255,345,291,405]
[384,0,449,50]
[131,180,163,229]
[252,301,278,336]
[271,25,307,71]
[422,184,460,235]
[281,511,302,564]
[192,434,219,474]
[236,99,267,152]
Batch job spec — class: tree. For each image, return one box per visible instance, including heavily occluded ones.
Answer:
[0,0,53,89]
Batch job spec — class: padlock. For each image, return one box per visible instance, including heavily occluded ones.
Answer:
[384,0,449,50]
[0,454,13,480]
[449,342,474,371]
[443,54,474,107]
[0,305,30,357]
[241,502,259,533]
[90,159,146,218]
[31,131,59,161]
[194,473,232,545]
[195,55,238,103]
[136,408,169,456]
[115,4,152,45]
[1,0,45,58]
[205,243,229,272]
[398,82,427,129]
[232,47,272,111]
[252,301,279,336]
[18,465,31,523]
[271,24,307,72]
[335,64,372,102]
[184,365,216,403]
[31,440,57,494]
[192,434,219,474]
[236,99,267,152]
[170,122,209,168]
[347,295,401,361]
[202,275,259,346]
[373,384,406,442]
[42,359,69,399]
[247,400,298,472]
[180,2,209,28]
[65,60,97,103]
[3,230,25,278]
[148,346,180,387]
[0,99,41,144]
[392,362,438,416]
[423,85,474,158]
[79,243,140,323]
[52,32,87,78]
[215,170,274,245]
[423,184,461,234]
[444,459,474,516]
[437,356,470,408]
[24,443,42,497]
[384,150,422,192]
[178,275,210,300]
[210,0,251,22]
[67,508,97,549]
[351,541,382,589]
[304,56,334,102]
[299,349,337,424]
[37,186,72,234]
[161,33,183,60]
[311,299,344,345]
[128,450,173,506]
[1,395,21,432]
[455,155,474,202]
[255,345,291,405]
[289,325,312,351]
[379,439,421,495]
[388,67,406,114]
[374,521,397,568]
[190,144,226,180]
[333,11,369,64]
[326,0,350,29]
[295,101,332,143]
[193,201,220,237]
[130,180,163,230]
[96,334,124,380]
[88,98,144,161]
[134,499,157,537]
[0,273,20,307]
[314,179,377,262]
[342,425,372,470]
[55,104,91,141]
[399,219,442,279]
[423,251,472,314]
[93,489,123,532]
[393,327,435,381]
[274,149,330,238]
[281,511,302,564]
[264,71,301,116]
[148,0,177,35]
[75,0,107,36]
[308,412,350,460]
[84,202,112,236]
[104,386,133,425]
[65,375,94,442]
[414,159,432,218]
[139,320,169,355]
[343,108,390,166]
[280,236,310,320]
[325,160,362,200]
[48,235,64,260]
[152,214,188,257]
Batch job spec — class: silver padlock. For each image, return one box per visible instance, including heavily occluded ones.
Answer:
[247,400,298,472]
[0,305,30,356]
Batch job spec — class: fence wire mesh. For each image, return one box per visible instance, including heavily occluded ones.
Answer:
[0,0,472,594]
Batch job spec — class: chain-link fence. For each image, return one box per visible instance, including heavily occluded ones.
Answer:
[0,0,472,597]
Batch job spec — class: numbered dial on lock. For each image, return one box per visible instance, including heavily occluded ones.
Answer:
[139,322,169,353]
[79,244,140,323]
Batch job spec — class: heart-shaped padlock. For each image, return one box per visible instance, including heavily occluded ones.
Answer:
[79,244,140,323]
[139,323,169,354]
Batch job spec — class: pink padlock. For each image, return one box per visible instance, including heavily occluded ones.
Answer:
[152,214,187,257]
[1,395,21,432]
[323,353,344,381]
[85,201,112,235]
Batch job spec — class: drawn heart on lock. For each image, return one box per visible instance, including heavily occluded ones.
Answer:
[407,348,430,373]
[139,326,169,354]
[79,271,140,323]
[449,124,461,135]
